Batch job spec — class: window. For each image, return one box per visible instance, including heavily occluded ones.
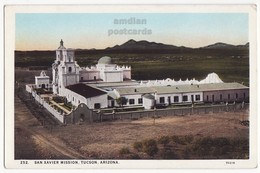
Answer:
[183,95,188,102]
[94,103,101,109]
[111,100,115,107]
[81,77,83,81]
[129,99,135,105]
[236,93,238,99]
[168,96,171,104]
[212,95,215,102]
[68,67,72,72]
[228,94,230,100]
[206,95,209,102]
[243,93,246,99]
[174,96,179,102]
[138,98,143,104]
[220,94,222,101]
[160,97,165,103]
[195,95,200,101]
[191,95,194,102]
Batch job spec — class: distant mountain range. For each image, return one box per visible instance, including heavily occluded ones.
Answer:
[106,39,183,50]
[104,39,249,51]
[16,39,249,53]
[201,42,249,49]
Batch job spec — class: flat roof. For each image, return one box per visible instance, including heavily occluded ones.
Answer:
[115,83,249,95]
[87,81,140,88]
[66,83,107,98]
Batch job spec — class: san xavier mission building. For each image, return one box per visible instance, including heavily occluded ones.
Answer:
[26,40,249,124]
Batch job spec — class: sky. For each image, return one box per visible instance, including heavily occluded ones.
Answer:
[15,13,248,50]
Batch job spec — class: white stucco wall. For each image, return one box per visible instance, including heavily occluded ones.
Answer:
[61,74,80,87]
[155,92,203,104]
[102,71,123,82]
[123,70,131,80]
[80,71,100,81]
[203,89,249,102]
[120,94,143,106]
[65,88,108,109]
[86,95,108,109]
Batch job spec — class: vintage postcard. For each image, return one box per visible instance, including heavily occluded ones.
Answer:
[4,4,257,169]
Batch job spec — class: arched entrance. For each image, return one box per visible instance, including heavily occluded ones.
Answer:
[80,113,85,122]
[41,84,45,89]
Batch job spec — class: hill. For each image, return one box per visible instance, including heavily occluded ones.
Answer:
[201,42,249,49]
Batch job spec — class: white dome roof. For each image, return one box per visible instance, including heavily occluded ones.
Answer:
[98,56,112,64]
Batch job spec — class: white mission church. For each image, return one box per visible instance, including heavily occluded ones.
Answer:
[27,40,249,110]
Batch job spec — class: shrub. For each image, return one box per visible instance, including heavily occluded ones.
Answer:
[214,137,230,147]
[142,139,158,156]
[119,147,130,155]
[198,136,214,148]
[172,135,186,145]
[129,153,141,159]
[160,148,178,159]
[158,136,170,146]
[133,141,143,152]
[184,135,194,143]
[220,145,232,155]
[183,146,191,159]
[52,96,66,103]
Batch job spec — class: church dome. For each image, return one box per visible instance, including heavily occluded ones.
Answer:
[98,56,112,64]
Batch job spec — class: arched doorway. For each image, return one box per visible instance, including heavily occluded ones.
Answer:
[80,113,85,122]
[41,84,45,89]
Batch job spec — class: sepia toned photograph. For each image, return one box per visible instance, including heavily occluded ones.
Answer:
[4,4,257,169]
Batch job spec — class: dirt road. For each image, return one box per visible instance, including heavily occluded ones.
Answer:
[15,96,85,159]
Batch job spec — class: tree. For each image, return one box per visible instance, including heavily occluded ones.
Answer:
[116,97,128,107]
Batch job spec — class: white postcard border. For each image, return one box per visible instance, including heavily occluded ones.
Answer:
[4,4,258,169]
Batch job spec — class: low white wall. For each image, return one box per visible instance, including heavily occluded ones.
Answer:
[31,91,64,123]
[26,84,33,93]
[43,100,64,123]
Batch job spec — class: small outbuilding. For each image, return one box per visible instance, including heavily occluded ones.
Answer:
[142,94,155,109]
[35,71,50,89]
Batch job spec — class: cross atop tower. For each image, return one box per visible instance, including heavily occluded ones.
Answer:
[58,39,66,49]
[60,39,64,46]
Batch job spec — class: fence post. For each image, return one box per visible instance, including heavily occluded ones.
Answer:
[226,102,229,112]
[90,111,93,123]
[112,109,116,120]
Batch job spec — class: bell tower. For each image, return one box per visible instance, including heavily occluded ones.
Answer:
[52,40,80,95]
